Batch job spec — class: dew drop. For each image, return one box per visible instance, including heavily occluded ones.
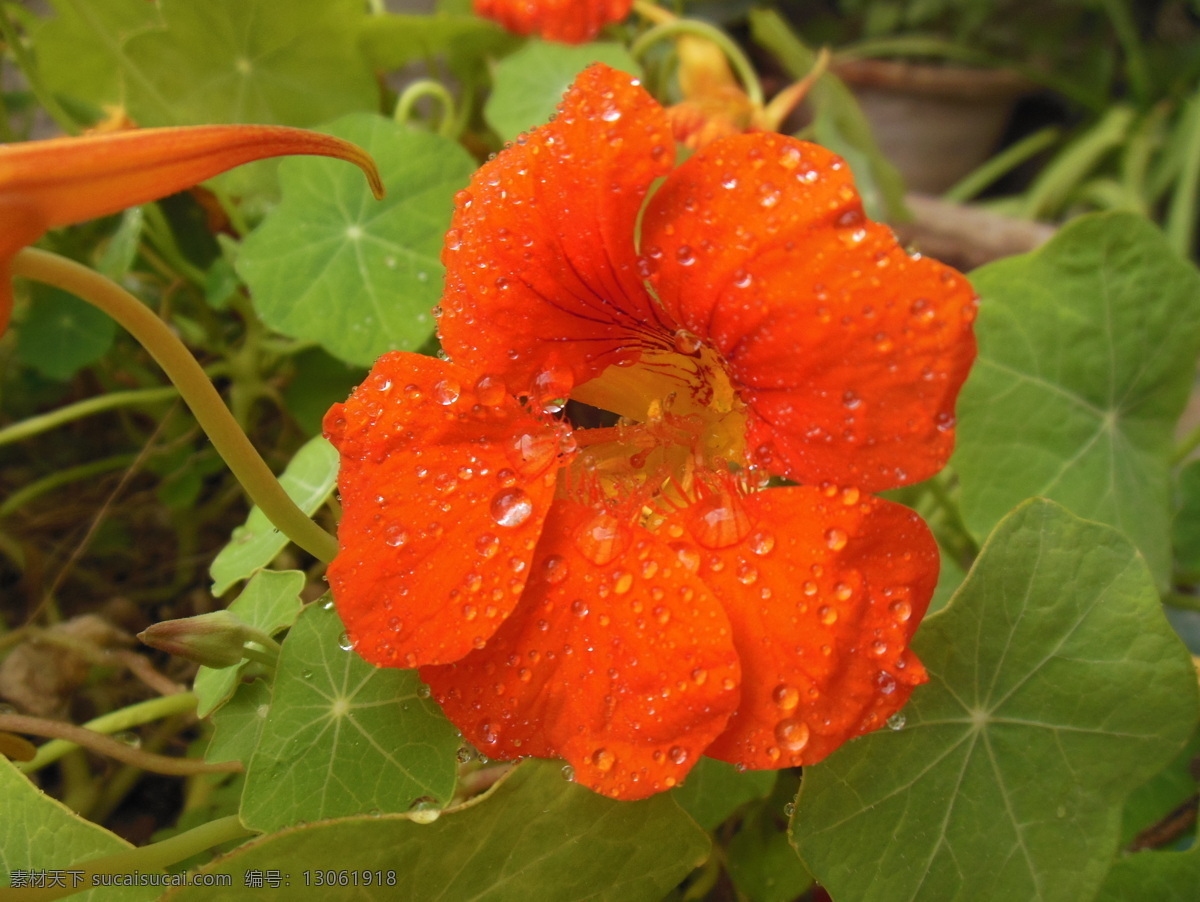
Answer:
[542,554,570,584]
[476,533,500,558]
[490,488,533,527]
[774,718,810,753]
[688,495,752,549]
[825,527,848,551]
[772,685,800,712]
[784,802,796,817]
[612,570,633,595]
[818,605,837,625]
[475,374,507,406]
[890,599,913,622]
[433,379,460,406]
[562,764,576,781]
[886,712,906,731]
[385,525,409,548]
[574,512,630,566]
[748,530,775,555]
[668,746,688,765]
[935,411,957,432]
[875,671,897,695]
[338,632,355,651]
[592,748,616,772]
[673,329,703,356]
[675,245,696,266]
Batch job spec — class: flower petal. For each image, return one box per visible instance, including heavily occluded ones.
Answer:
[438,64,675,400]
[473,0,633,44]
[669,484,937,768]
[421,499,741,799]
[324,352,570,667]
[643,133,977,491]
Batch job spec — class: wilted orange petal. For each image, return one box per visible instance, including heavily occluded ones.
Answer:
[665,485,937,768]
[324,352,570,667]
[473,0,633,43]
[422,499,741,800]
[439,64,673,398]
[0,124,383,232]
[643,132,977,491]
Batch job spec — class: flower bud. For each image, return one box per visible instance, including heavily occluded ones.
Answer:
[138,610,265,669]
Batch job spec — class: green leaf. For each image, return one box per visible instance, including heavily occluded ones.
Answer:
[194,570,305,718]
[670,757,775,830]
[236,113,475,366]
[1094,833,1200,902]
[360,13,519,81]
[0,757,156,899]
[16,285,117,381]
[484,40,642,143]
[122,0,377,127]
[727,806,813,902]
[793,499,1199,902]
[281,349,367,437]
[35,0,165,119]
[208,679,273,764]
[239,601,460,832]
[954,212,1200,587]
[1173,459,1200,582]
[209,436,339,596]
[170,760,709,902]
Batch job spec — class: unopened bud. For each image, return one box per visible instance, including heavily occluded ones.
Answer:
[138,610,267,669]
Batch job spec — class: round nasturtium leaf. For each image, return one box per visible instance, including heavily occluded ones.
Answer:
[236,113,476,366]
[792,499,1200,902]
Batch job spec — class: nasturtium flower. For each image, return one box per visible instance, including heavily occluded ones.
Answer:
[473,0,633,43]
[325,64,976,799]
[0,125,382,334]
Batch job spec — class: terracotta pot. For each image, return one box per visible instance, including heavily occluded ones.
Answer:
[834,58,1035,195]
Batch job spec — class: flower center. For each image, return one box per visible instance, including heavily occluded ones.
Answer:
[564,338,748,507]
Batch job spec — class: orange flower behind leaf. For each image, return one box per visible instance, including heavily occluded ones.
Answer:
[325,64,976,799]
[473,0,632,43]
[0,124,383,334]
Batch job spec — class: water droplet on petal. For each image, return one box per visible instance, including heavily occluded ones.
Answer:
[575,512,630,566]
[433,379,460,406]
[475,374,507,406]
[774,718,810,753]
[668,746,688,765]
[385,525,409,548]
[825,527,848,551]
[673,329,703,356]
[772,684,800,711]
[490,488,533,527]
[542,554,569,584]
[688,495,752,549]
[592,748,616,772]
[875,671,897,695]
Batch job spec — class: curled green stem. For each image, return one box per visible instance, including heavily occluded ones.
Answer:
[630,17,765,110]
[394,79,458,139]
[1,815,254,902]
[10,248,339,563]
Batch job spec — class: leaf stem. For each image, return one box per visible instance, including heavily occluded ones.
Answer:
[10,248,339,563]
[17,692,201,773]
[1,711,242,777]
[630,18,765,109]
[0,815,255,902]
[0,387,178,449]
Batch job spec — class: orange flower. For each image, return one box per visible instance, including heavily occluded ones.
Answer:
[473,0,632,43]
[325,65,976,799]
[0,125,382,334]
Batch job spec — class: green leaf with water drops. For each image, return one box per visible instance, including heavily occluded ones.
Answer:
[953,212,1200,588]
[670,757,775,830]
[239,600,459,832]
[194,570,305,718]
[792,499,1199,902]
[0,757,156,899]
[168,760,709,902]
[484,40,642,143]
[209,436,340,596]
[16,285,117,381]
[207,679,273,765]
[236,113,474,366]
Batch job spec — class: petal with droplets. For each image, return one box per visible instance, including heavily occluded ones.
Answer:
[664,485,938,769]
[438,64,675,397]
[421,499,740,800]
[324,352,571,667]
[473,0,633,43]
[643,133,977,491]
